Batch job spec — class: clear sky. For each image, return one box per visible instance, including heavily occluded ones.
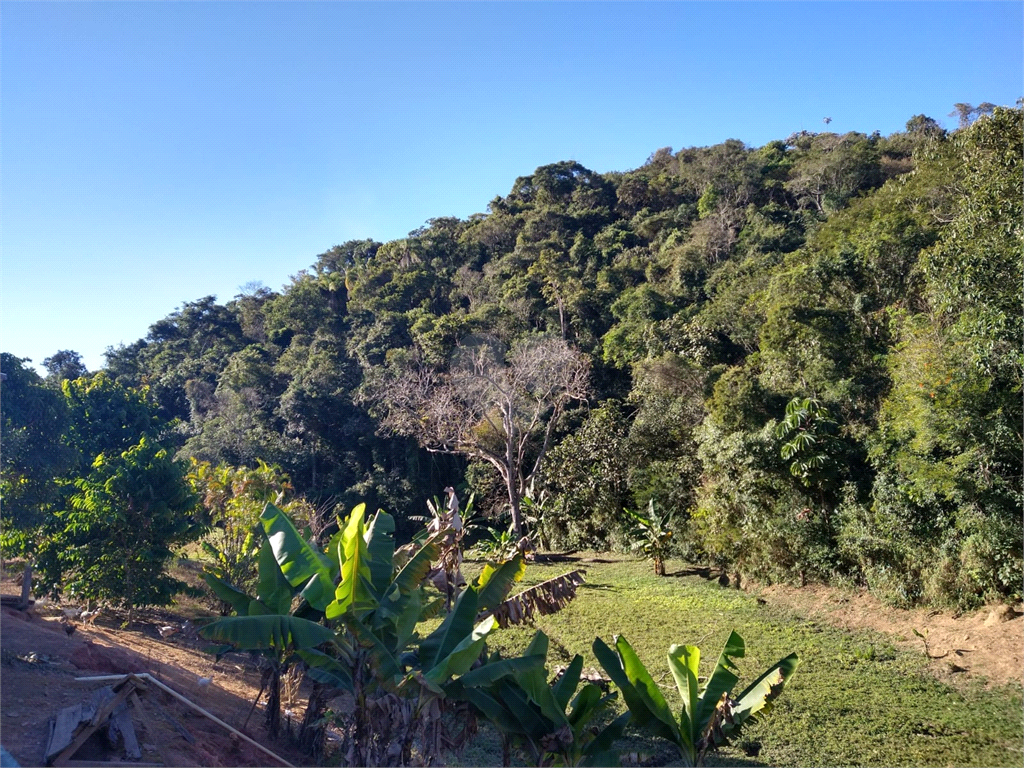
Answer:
[2,1,1021,373]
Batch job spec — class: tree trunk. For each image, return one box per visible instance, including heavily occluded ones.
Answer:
[506,471,523,537]
[298,682,330,758]
[505,417,524,537]
[263,665,282,739]
[18,562,32,609]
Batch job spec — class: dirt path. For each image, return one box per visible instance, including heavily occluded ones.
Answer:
[749,580,1023,688]
[0,582,314,768]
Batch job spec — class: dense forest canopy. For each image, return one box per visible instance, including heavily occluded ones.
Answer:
[3,105,1021,610]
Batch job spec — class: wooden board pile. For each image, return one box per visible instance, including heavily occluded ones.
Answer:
[42,673,295,767]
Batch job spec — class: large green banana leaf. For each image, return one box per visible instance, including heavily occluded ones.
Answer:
[297,647,354,692]
[260,502,335,588]
[418,585,480,671]
[388,539,440,597]
[446,654,545,691]
[202,571,258,615]
[666,644,701,752]
[423,615,495,685]
[515,631,569,727]
[364,509,396,598]
[552,654,584,712]
[201,613,335,652]
[475,555,526,614]
[327,505,377,619]
[725,651,800,737]
[257,539,294,615]
[593,635,681,744]
[693,631,744,737]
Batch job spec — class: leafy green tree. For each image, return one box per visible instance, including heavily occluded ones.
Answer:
[0,354,77,600]
[42,350,88,386]
[861,107,1023,607]
[784,131,883,214]
[38,437,202,619]
[538,403,631,551]
[62,372,164,467]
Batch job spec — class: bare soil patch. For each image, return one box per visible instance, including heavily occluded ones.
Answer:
[0,576,316,767]
[749,580,1023,688]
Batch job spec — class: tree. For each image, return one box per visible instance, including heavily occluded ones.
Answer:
[38,437,203,619]
[42,350,88,386]
[0,354,77,604]
[948,102,996,129]
[368,336,590,536]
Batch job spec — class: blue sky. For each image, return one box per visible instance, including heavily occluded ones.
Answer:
[2,1,1021,373]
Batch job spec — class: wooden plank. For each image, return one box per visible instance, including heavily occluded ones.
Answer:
[76,674,295,768]
[88,687,115,711]
[45,704,85,762]
[52,684,135,766]
[107,702,141,760]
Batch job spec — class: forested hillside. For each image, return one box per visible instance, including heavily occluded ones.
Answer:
[4,105,1020,611]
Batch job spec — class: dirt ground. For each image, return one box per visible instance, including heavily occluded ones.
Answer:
[0,577,319,768]
[1,567,1021,768]
[748,580,1023,688]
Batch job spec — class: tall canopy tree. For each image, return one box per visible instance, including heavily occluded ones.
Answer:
[367,336,590,535]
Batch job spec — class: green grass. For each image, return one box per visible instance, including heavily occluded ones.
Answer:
[452,554,1023,767]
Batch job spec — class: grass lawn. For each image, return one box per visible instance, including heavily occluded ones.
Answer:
[449,553,1023,768]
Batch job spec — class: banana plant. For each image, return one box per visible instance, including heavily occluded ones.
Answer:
[295,504,533,766]
[622,499,674,576]
[593,631,799,767]
[449,630,630,767]
[199,505,338,737]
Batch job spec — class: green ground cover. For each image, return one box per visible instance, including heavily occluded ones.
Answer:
[450,555,1023,767]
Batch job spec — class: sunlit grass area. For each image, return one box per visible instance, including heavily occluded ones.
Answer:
[450,554,1023,768]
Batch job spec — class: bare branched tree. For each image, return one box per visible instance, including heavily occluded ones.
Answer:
[366,335,590,535]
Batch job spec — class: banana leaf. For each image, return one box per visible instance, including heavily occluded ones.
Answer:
[345,615,404,689]
[580,712,632,767]
[202,572,257,616]
[297,647,354,692]
[389,540,440,597]
[593,635,681,745]
[201,614,335,652]
[448,654,545,690]
[725,652,800,737]
[258,540,293,615]
[423,615,495,685]
[327,505,377,619]
[260,502,335,587]
[364,510,396,599]
[694,631,743,737]
[552,654,584,712]
[667,644,701,750]
[515,631,568,727]
[493,679,552,739]
[489,570,586,627]
[475,555,526,614]
[418,586,480,671]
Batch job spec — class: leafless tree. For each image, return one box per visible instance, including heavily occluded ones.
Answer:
[367,335,590,535]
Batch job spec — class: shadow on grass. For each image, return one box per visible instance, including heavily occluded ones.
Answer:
[578,582,618,592]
